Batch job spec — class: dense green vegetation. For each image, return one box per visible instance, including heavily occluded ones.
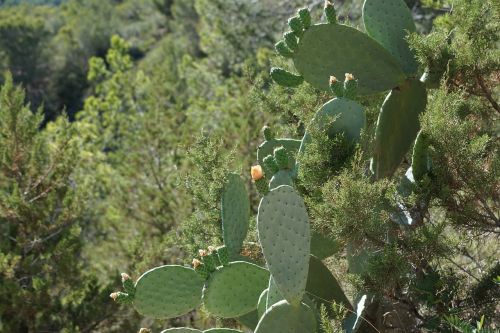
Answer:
[0,0,498,332]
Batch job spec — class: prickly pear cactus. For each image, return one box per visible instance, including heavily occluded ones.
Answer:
[306,255,352,310]
[304,94,365,145]
[133,265,204,319]
[203,261,269,318]
[255,300,317,333]
[257,185,310,304]
[411,130,431,182]
[370,78,427,179]
[363,0,418,75]
[221,173,250,256]
[257,137,301,169]
[271,6,406,94]
[257,288,269,318]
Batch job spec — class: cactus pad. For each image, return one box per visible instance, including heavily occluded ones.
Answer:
[257,288,269,318]
[203,261,269,318]
[371,78,427,179]
[160,329,202,333]
[310,230,340,259]
[236,310,259,330]
[134,265,204,319]
[266,276,284,309]
[293,24,406,94]
[257,139,301,169]
[204,329,243,333]
[221,173,250,255]
[306,255,352,310]
[313,97,365,143]
[269,170,294,190]
[411,131,431,182]
[255,300,317,333]
[257,185,310,304]
[363,0,418,75]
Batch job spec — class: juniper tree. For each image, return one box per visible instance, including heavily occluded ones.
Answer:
[0,74,116,332]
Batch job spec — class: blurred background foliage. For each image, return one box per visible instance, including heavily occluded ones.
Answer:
[0,0,498,332]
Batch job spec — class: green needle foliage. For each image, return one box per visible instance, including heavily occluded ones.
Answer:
[0,74,115,332]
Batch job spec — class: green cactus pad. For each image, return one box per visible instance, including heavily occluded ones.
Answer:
[370,78,427,179]
[293,24,406,94]
[257,139,301,169]
[363,0,418,75]
[314,97,365,143]
[310,230,340,259]
[266,277,284,309]
[306,255,352,310]
[237,310,259,330]
[270,67,304,88]
[269,170,294,190]
[203,261,269,318]
[134,265,204,319]
[160,329,202,333]
[204,329,243,333]
[411,131,431,182]
[257,185,310,304]
[257,288,268,318]
[255,300,317,333]
[221,174,250,255]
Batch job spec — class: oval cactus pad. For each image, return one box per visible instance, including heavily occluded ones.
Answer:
[203,261,269,318]
[160,329,202,333]
[255,300,317,333]
[257,185,310,304]
[363,0,418,75]
[222,173,250,255]
[257,288,269,318]
[306,255,351,310]
[294,24,406,94]
[314,97,366,143]
[134,265,204,319]
[371,78,427,179]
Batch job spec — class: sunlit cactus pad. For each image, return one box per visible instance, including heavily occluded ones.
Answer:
[371,78,427,179]
[221,173,250,255]
[202,261,269,318]
[294,24,405,94]
[257,139,301,168]
[363,0,418,75]
[269,170,294,190]
[134,265,204,319]
[311,97,365,143]
[255,300,317,333]
[257,185,310,304]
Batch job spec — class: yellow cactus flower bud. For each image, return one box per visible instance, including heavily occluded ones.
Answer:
[110,292,119,301]
[121,273,131,281]
[208,246,216,253]
[345,73,355,81]
[139,328,152,333]
[198,249,208,257]
[251,165,264,181]
[192,258,202,269]
[329,75,338,84]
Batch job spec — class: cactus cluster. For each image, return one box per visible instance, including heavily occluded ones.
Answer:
[112,1,434,332]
